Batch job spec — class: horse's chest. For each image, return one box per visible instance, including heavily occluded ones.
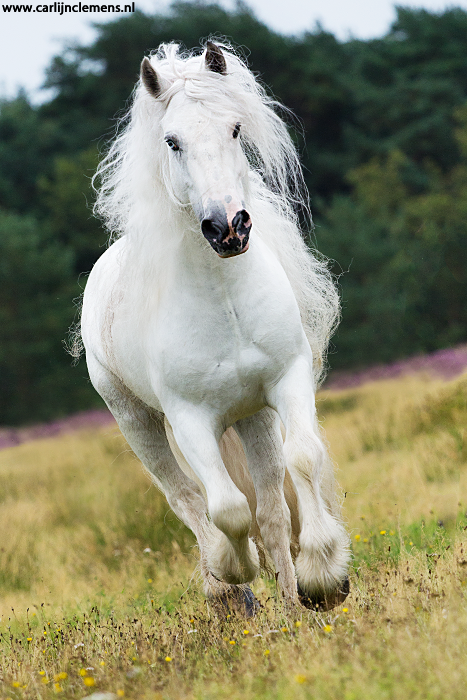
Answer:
[152,298,300,406]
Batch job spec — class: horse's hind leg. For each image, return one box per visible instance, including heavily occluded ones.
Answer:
[234,408,298,604]
[87,358,254,608]
[268,358,350,610]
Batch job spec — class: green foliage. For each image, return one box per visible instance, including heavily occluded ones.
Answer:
[38,148,106,274]
[352,518,456,569]
[318,114,467,368]
[0,94,58,213]
[0,210,99,424]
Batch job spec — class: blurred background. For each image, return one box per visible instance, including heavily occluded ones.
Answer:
[1,0,467,426]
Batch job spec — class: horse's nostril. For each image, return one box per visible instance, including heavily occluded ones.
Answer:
[232,209,251,234]
[201,218,215,237]
[201,217,228,244]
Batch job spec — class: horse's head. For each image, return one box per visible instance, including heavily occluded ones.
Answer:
[141,43,251,258]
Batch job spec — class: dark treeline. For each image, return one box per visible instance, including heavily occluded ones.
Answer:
[1,2,467,424]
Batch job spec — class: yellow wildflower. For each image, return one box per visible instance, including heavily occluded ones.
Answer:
[54,683,63,693]
[117,691,125,697]
[342,607,349,613]
[229,640,236,645]
[295,674,307,684]
[79,669,87,677]
[264,649,270,656]
[354,534,361,541]
[83,677,95,687]
[243,630,249,635]
[165,656,172,662]
[323,625,333,633]
[380,530,387,535]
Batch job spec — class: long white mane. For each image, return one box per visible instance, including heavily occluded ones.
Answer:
[93,43,339,387]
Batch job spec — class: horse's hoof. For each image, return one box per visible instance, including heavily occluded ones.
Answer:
[213,585,260,618]
[297,576,350,612]
[241,586,261,618]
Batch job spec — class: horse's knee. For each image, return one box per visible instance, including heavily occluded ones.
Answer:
[209,491,252,541]
[284,429,326,478]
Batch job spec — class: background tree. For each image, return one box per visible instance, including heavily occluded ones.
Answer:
[0,211,95,424]
[318,108,467,367]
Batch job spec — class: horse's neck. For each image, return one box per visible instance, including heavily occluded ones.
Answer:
[125,200,284,316]
[173,226,259,296]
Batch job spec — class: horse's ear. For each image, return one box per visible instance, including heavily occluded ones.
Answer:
[141,57,161,98]
[205,41,227,75]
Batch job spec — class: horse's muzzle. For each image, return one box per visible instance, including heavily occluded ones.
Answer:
[201,209,251,258]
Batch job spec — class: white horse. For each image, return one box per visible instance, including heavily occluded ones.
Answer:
[80,42,350,614]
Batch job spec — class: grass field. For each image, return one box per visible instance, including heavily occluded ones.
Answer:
[0,372,466,699]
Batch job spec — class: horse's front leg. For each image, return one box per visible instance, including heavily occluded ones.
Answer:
[268,357,350,610]
[234,408,298,604]
[87,356,247,604]
[167,407,260,587]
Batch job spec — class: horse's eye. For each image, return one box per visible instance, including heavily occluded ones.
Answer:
[165,138,180,152]
[232,123,241,139]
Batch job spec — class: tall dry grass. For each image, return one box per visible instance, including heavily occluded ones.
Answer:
[0,372,466,699]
